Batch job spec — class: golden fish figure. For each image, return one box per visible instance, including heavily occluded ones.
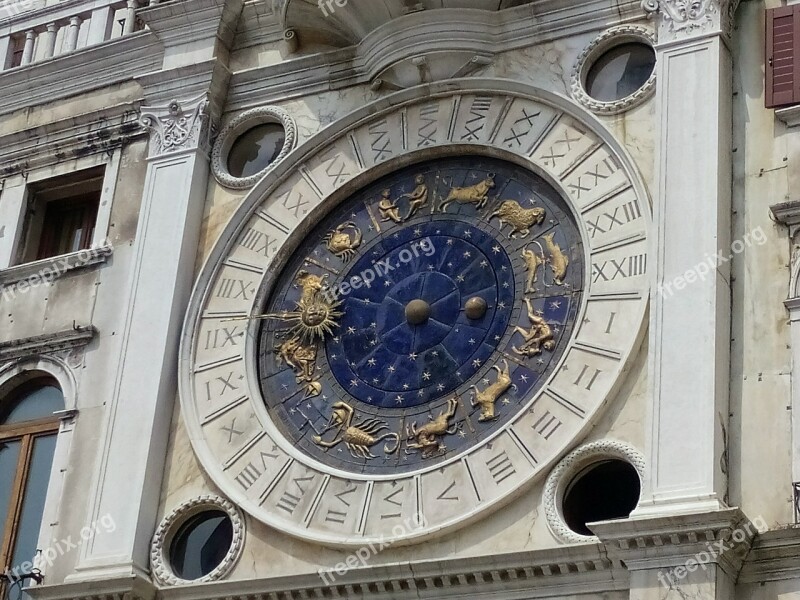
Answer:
[543,232,569,285]
[324,221,362,262]
[469,360,513,422]
[405,396,459,458]
[313,402,400,459]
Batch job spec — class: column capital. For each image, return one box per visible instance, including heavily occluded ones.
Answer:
[641,0,740,42]
[138,93,211,159]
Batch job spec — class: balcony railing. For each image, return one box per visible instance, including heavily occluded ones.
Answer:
[0,0,147,72]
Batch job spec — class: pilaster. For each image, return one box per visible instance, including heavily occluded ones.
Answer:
[635,0,737,518]
[69,94,212,581]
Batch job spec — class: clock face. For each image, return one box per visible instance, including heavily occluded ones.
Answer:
[257,157,584,475]
[180,85,651,546]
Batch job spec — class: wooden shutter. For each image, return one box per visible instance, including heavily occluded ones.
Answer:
[767,6,800,108]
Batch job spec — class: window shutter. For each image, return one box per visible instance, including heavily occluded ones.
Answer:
[766,6,800,109]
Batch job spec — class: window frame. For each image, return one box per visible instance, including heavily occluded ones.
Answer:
[0,380,61,593]
[0,150,121,271]
[766,5,800,109]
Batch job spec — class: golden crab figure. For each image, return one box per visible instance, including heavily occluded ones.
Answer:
[324,221,362,262]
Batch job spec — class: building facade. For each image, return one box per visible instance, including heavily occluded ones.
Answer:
[0,0,799,598]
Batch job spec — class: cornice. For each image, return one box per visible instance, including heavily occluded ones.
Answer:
[0,106,143,176]
[0,31,162,117]
[137,0,243,53]
[738,526,800,584]
[590,508,755,578]
[26,573,156,600]
[157,545,627,600]
[0,326,96,361]
[228,0,644,111]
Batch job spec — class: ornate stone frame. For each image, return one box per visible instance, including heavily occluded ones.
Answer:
[570,25,657,116]
[544,439,646,544]
[180,79,653,547]
[150,494,245,586]
[211,106,297,189]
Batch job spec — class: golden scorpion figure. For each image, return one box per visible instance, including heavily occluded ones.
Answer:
[313,402,400,459]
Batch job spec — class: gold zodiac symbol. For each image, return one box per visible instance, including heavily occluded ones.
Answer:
[512,298,555,358]
[543,232,569,286]
[313,402,400,459]
[404,396,460,459]
[489,199,546,238]
[274,335,322,399]
[522,243,546,294]
[377,189,402,223]
[233,270,342,343]
[438,174,495,213]
[324,221,362,262]
[397,174,429,220]
[469,360,513,422]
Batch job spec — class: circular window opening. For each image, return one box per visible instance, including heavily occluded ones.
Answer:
[227,123,287,179]
[168,510,234,581]
[562,459,640,536]
[585,42,656,103]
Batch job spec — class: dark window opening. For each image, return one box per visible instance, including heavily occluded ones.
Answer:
[168,510,233,580]
[562,459,640,536]
[18,167,104,265]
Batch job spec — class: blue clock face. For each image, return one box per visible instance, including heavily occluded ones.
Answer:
[257,156,584,475]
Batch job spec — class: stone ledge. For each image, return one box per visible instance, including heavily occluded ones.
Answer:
[0,326,96,361]
[738,526,800,584]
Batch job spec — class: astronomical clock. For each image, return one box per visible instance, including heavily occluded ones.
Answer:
[180,83,651,546]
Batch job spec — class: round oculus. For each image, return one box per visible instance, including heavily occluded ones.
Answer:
[227,123,287,179]
[585,42,656,103]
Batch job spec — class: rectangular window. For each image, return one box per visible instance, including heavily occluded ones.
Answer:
[766,6,800,108]
[17,167,104,264]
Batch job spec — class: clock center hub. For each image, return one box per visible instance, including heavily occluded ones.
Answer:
[405,299,431,325]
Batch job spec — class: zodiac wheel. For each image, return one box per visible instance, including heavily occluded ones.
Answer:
[180,83,650,546]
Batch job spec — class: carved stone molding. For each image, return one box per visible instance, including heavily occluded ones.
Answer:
[591,508,757,578]
[150,494,245,586]
[0,326,96,362]
[139,94,211,159]
[641,0,740,41]
[543,440,646,544]
[770,200,800,302]
[570,25,657,115]
[211,106,297,189]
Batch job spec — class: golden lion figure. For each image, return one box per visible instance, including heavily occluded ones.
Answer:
[490,199,546,238]
[405,396,460,458]
[438,174,495,213]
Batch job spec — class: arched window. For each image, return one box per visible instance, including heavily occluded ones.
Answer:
[0,377,63,593]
